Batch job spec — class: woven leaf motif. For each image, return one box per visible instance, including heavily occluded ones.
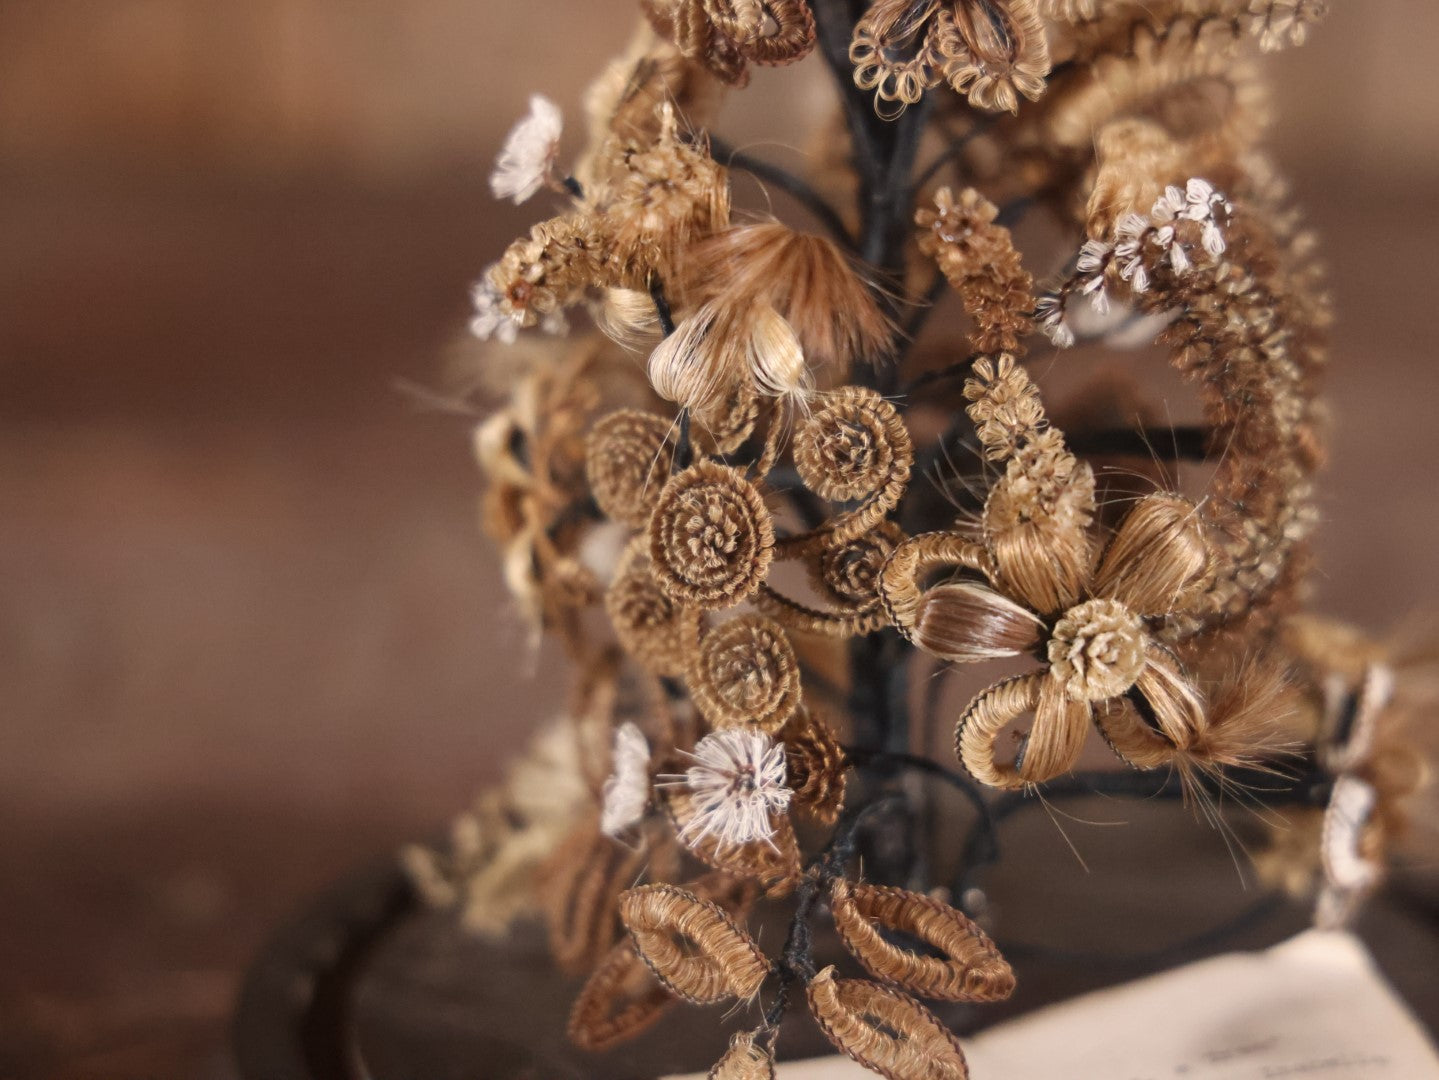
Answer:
[618,884,770,1004]
[807,967,970,1080]
[830,880,1014,1002]
[542,817,647,974]
[567,939,674,1051]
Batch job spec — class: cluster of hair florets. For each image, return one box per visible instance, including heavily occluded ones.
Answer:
[403,3,1427,1077]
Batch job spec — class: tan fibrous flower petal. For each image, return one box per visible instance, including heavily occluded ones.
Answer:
[681,223,893,368]
[878,532,992,640]
[912,580,1044,665]
[1093,494,1211,618]
[587,410,676,529]
[780,707,848,825]
[643,0,751,86]
[708,1030,777,1080]
[955,672,1090,788]
[932,0,1051,114]
[1047,598,1147,702]
[649,461,776,609]
[830,879,1014,1002]
[567,938,674,1051]
[807,967,970,1080]
[618,883,771,1004]
[982,429,1096,615]
[606,542,703,677]
[689,614,802,732]
[850,0,943,109]
[794,387,913,504]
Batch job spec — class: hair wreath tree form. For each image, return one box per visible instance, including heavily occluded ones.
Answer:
[429,1,1424,1077]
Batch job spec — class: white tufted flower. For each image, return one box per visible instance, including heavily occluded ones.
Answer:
[490,94,563,205]
[665,729,791,848]
[600,722,652,838]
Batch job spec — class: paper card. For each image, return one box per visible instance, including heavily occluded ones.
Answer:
[670,931,1439,1080]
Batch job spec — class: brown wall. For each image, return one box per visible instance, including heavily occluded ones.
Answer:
[1,5,1436,1077]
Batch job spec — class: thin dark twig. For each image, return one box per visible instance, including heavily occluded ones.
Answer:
[1067,424,1212,461]
[910,116,999,193]
[898,352,982,400]
[894,269,950,364]
[709,136,855,249]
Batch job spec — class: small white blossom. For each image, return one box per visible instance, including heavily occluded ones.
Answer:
[490,94,563,205]
[663,729,791,849]
[1035,294,1074,348]
[600,722,652,838]
[1201,220,1226,257]
[469,270,520,343]
[1075,238,1112,275]
[1155,186,1186,224]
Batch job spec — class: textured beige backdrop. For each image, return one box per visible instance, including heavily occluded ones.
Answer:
[1,3,1436,1077]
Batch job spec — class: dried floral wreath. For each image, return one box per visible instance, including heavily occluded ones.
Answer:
[405,2,1429,1077]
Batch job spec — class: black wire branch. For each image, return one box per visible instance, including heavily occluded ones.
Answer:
[709,136,856,250]
[898,351,982,400]
[909,116,1000,193]
[1066,424,1212,462]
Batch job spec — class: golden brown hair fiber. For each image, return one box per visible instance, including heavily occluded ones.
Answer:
[807,967,970,1080]
[831,880,1015,1002]
[618,883,770,1003]
[681,223,893,367]
[567,939,675,1051]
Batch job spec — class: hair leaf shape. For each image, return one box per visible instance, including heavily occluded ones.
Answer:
[830,879,1014,1002]
[618,883,771,1004]
[807,967,970,1080]
[567,938,674,1051]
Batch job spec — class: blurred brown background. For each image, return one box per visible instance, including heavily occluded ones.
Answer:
[1,3,1437,1077]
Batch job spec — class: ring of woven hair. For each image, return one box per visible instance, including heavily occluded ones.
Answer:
[793,386,913,504]
[830,879,1014,1002]
[648,460,776,609]
[618,884,770,1004]
[780,707,848,825]
[662,788,802,897]
[806,966,971,1080]
[587,409,675,529]
[688,613,801,732]
[695,379,761,455]
[813,521,906,606]
[544,816,648,974]
[606,541,703,677]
